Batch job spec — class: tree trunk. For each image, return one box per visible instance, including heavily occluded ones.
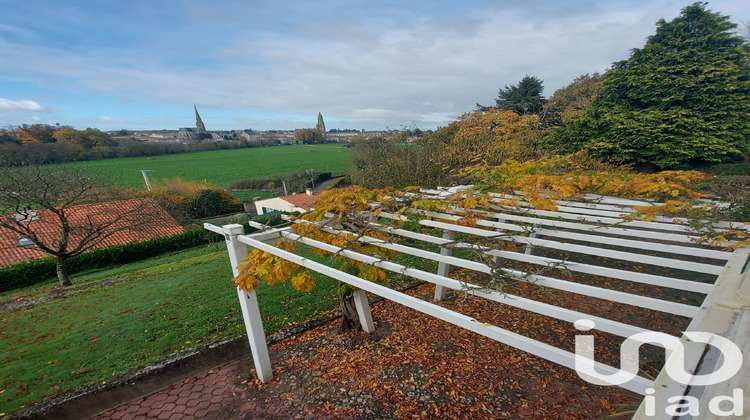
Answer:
[338,291,361,332]
[56,257,72,287]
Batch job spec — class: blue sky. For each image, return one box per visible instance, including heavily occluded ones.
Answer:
[1,0,747,131]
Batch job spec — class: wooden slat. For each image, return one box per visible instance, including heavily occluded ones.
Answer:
[378,212,723,275]
[515,236,724,276]
[282,231,656,340]
[371,223,715,293]
[239,233,654,395]
[531,228,730,260]
[344,230,701,317]
[385,209,707,244]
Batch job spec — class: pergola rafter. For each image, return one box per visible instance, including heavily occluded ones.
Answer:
[205,186,749,419]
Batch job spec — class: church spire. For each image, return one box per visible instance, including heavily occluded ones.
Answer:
[315,112,326,139]
[194,105,206,132]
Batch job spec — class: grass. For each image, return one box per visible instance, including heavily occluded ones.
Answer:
[56,144,353,188]
[0,243,344,416]
[0,225,425,416]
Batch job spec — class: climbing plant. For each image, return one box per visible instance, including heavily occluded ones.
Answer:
[229,157,745,331]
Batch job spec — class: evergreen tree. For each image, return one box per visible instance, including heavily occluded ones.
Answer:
[494,75,546,115]
[549,3,750,169]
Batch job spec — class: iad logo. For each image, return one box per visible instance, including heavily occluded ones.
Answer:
[573,319,744,417]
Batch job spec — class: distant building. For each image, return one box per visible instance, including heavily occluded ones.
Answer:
[315,112,326,140]
[195,105,206,133]
[177,127,196,141]
[326,131,361,142]
[254,189,321,215]
[178,105,208,141]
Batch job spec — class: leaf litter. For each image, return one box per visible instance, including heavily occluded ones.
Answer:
[241,282,646,419]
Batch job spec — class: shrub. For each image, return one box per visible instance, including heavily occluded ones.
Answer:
[350,138,445,189]
[190,189,242,218]
[229,171,332,194]
[546,4,750,169]
[249,212,286,231]
[702,161,750,176]
[224,213,252,233]
[143,178,243,221]
[696,175,750,222]
[229,178,271,190]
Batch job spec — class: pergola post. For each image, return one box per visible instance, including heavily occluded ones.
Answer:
[222,224,273,382]
[353,289,375,332]
[525,229,539,255]
[434,230,455,301]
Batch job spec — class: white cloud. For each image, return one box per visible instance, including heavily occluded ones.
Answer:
[0,98,49,111]
[98,116,126,123]
[0,23,33,36]
[0,0,747,130]
[351,108,401,119]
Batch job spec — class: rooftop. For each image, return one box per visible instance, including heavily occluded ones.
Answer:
[0,198,183,267]
[277,191,322,211]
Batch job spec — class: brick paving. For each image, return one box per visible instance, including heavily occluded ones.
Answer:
[95,358,288,420]
[93,284,640,419]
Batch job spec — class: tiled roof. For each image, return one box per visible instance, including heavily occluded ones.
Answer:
[0,198,183,267]
[280,192,321,210]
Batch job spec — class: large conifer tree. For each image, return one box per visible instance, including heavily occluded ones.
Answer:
[495,75,546,115]
[550,3,750,169]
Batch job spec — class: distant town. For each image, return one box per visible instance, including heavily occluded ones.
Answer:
[111,107,406,145]
[0,108,428,167]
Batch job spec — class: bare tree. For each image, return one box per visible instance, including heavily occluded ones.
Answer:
[0,163,164,287]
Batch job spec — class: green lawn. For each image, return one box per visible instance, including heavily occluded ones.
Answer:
[0,243,343,416]
[0,227,425,416]
[56,144,353,188]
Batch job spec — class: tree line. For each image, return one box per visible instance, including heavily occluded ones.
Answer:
[0,124,278,166]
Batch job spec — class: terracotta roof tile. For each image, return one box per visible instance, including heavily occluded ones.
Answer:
[279,191,321,210]
[0,198,183,267]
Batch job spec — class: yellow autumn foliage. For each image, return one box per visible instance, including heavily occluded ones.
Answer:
[233,151,741,293]
[435,109,545,170]
[232,247,303,293]
[461,151,710,211]
[290,271,315,292]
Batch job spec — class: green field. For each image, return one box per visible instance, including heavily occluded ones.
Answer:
[57,144,353,188]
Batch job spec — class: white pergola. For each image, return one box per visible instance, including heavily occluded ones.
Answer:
[205,187,749,419]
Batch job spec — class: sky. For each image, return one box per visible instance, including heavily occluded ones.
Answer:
[0,1,748,132]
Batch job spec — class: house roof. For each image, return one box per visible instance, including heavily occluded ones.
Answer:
[278,191,322,211]
[0,198,183,267]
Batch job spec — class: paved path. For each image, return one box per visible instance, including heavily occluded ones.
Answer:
[312,176,344,192]
[94,358,304,420]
